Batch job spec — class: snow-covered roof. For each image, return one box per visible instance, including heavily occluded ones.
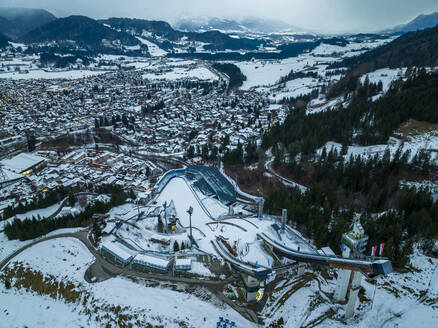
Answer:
[0,153,45,173]
[175,258,192,267]
[0,168,23,183]
[318,246,336,257]
[133,254,170,268]
[101,241,134,261]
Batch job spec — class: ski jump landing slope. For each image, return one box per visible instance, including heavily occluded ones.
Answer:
[155,177,213,227]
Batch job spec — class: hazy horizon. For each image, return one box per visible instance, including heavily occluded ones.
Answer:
[1,0,438,34]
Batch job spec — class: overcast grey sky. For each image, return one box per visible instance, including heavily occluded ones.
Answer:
[2,0,438,33]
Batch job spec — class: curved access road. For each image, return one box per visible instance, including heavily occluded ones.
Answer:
[0,229,93,271]
[265,158,308,192]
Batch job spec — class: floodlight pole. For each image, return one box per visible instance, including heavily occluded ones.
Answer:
[187,206,193,248]
[163,201,168,234]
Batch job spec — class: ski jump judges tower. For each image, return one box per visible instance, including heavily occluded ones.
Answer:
[334,221,369,318]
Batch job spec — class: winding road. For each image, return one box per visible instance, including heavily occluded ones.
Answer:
[265,158,308,192]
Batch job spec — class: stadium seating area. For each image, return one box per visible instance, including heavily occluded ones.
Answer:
[188,165,236,204]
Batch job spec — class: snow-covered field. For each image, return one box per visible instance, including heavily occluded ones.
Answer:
[233,37,395,110]
[0,237,254,328]
[0,228,83,265]
[236,38,392,92]
[237,57,312,90]
[0,69,108,80]
[142,66,218,81]
[268,77,318,102]
[318,132,438,163]
[360,67,407,93]
[7,237,93,280]
[136,37,168,56]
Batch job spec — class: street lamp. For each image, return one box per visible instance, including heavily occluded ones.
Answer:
[187,206,193,248]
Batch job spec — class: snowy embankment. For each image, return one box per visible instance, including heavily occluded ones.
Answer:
[0,228,84,266]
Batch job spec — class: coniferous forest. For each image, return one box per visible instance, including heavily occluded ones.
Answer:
[4,186,129,241]
[263,69,438,155]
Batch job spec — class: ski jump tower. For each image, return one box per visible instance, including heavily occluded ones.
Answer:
[334,221,369,319]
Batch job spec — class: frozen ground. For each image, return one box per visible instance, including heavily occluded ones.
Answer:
[0,291,91,328]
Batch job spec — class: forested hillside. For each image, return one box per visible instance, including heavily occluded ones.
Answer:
[329,24,438,97]
[212,63,246,88]
[0,33,9,48]
[263,69,438,154]
[0,7,56,39]
[264,147,437,268]
[261,67,438,268]
[101,17,264,51]
[20,15,140,47]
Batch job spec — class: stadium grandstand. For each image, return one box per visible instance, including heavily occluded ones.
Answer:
[154,165,236,205]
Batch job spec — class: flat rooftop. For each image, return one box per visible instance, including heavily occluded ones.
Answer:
[0,153,46,174]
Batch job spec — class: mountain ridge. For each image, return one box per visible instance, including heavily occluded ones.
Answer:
[100,17,264,51]
[173,16,302,34]
[20,15,141,48]
[385,11,438,34]
[0,7,56,39]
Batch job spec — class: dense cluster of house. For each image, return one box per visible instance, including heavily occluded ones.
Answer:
[0,53,288,218]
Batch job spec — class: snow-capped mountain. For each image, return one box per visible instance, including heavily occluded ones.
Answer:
[174,16,302,34]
